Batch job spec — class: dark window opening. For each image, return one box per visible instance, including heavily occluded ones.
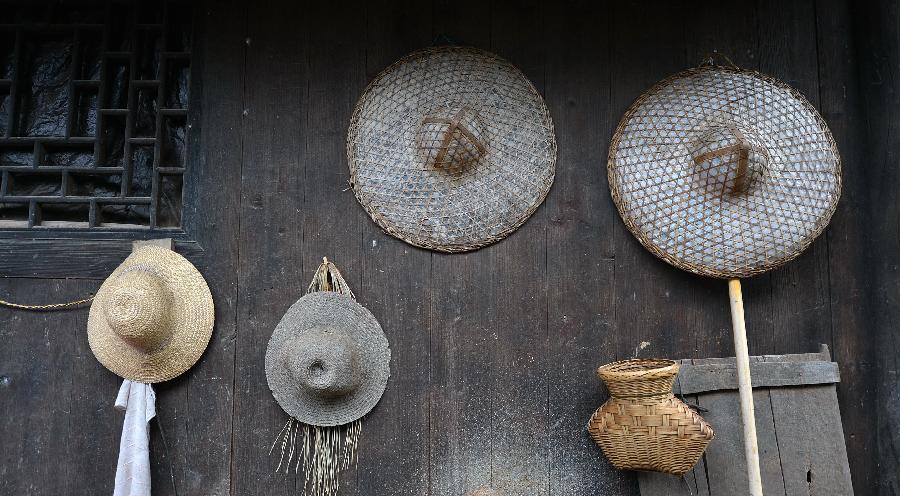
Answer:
[0,1,192,229]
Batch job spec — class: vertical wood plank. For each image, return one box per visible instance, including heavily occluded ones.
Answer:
[432,0,492,47]
[489,2,551,495]
[231,0,307,493]
[149,1,245,493]
[543,1,632,495]
[817,0,884,494]
[301,2,369,494]
[357,1,433,495]
[679,0,763,372]
[609,0,719,370]
[755,0,833,358]
[697,390,786,496]
[852,0,900,493]
[769,385,854,494]
[429,251,495,496]
[65,281,123,495]
[0,279,104,495]
[678,0,764,377]
[428,2,494,495]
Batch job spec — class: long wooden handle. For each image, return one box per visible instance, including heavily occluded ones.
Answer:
[729,279,764,496]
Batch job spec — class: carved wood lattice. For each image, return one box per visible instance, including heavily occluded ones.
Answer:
[0,2,192,229]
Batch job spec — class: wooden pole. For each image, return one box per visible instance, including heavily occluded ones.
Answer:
[728,279,764,496]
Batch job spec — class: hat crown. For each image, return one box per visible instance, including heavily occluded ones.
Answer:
[416,104,487,173]
[104,269,174,353]
[284,327,361,399]
[691,125,769,197]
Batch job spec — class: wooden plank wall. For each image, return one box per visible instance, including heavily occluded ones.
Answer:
[0,0,896,495]
[855,0,900,494]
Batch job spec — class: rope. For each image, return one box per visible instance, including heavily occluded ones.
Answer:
[699,51,740,70]
[0,296,94,311]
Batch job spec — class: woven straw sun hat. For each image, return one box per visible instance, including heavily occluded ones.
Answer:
[265,291,390,427]
[608,62,841,278]
[347,46,557,252]
[87,245,214,383]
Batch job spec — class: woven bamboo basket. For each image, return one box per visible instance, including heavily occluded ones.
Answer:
[587,359,714,476]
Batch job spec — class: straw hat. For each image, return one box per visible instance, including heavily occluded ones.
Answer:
[87,246,214,383]
[265,291,390,427]
[608,64,841,279]
[347,46,557,252]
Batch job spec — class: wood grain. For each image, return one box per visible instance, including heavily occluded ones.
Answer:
[675,361,840,394]
[0,0,895,494]
[357,4,433,496]
[0,237,202,279]
[489,3,552,495]
[230,1,306,494]
[853,0,900,493]
[544,1,631,495]
[640,352,853,496]
[152,2,244,493]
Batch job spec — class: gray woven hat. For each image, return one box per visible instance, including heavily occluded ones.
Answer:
[608,63,841,279]
[347,46,557,252]
[265,291,390,427]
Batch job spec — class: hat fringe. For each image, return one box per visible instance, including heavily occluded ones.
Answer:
[269,417,361,496]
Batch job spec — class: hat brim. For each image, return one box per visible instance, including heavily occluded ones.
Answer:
[265,291,391,427]
[87,246,214,383]
[348,46,557,252]
[608,66,841,279]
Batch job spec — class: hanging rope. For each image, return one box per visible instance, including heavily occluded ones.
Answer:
[0,296,94,311]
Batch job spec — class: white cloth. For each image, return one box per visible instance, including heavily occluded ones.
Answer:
[113,380,156,496]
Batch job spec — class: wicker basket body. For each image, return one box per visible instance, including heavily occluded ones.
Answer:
[587,359,714,476]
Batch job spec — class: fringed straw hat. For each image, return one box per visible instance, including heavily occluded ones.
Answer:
[607,62,841,278]
[265,291,390,427]
[87,246,214,383]
[347,46,557,252]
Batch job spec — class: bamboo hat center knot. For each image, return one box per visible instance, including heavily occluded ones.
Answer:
[104,269,175,353]
[690,125,769,197]
[416,104,488,173]
[283,327,361,399]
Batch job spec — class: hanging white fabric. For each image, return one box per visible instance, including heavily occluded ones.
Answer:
[113,380,156,496]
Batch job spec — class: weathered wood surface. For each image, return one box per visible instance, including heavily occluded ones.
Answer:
[640,350,853,496]
[675,361,840,394]
[674,348,841,394]
[0,0,896,495]
[854,1,900,494]
[0,237,204,279]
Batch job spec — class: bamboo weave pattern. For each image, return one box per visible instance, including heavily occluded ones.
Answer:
[588,359,714,476]
[348,46,556,252]
[608,65,841,278]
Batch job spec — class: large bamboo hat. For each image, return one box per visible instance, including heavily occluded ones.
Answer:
[347,46,557,252]
[608,62,841,278]
[87,246,214,383]
[265,291,391,427]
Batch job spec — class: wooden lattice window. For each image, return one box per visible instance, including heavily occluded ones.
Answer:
[0,1,192,229]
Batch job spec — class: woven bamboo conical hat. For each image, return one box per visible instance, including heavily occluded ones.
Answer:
[348,46,557,252]
[608,64,841,278]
